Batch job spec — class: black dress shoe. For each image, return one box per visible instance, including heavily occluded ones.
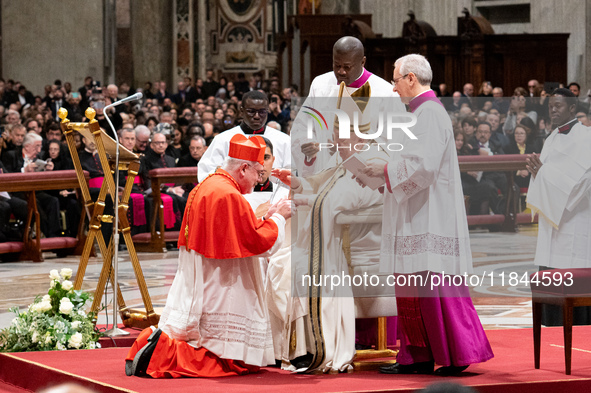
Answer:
[433,365,469,376]
[125,328,162,377]
[291,353,314,369]
[379,361,434,375]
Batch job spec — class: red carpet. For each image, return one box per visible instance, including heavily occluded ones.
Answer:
[2,327,591,393]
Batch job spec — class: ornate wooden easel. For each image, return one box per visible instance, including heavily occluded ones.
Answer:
[59,107,159,329]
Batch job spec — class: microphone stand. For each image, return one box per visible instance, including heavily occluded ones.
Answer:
[103,93,142,337]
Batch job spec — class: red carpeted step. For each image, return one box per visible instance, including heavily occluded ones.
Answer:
[3,327,591,393]
[0,381,30,393]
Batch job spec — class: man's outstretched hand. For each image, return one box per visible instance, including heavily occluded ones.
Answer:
[265,198,295,220]
[355,161,387,188]
[271,168,294,187]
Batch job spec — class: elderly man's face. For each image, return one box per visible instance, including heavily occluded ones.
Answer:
[160,113,173,124]
[240,161,264,194]
[24,140,42,159]
[189,139,206,160]
[120,130,136,151]
[107,85,118,98]
[135,132,149,152]
[392,65,412,104]
[333,50,365,87]
[151,133,168,155]
[7,112,19,124]
[463,83,474,97]
[486,114,500,132]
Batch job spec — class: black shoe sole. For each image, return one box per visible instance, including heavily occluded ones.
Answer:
[433,365,469,376]
[379,361,434,375]
[126,328,162,377]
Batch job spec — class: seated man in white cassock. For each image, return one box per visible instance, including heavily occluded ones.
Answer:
[284,115,393,373]
[291,35,405,177]
[198,90,291,182]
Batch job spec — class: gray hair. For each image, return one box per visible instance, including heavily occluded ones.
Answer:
[23,131,42,146]
[7,109,20,119]
[135,125,151,138]
[394,54,432,86]
[267,121,281,131]
[190,135,207,146]
[221,156,257,171]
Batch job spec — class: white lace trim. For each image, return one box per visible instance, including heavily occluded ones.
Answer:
[200,312,271,350]
[396,161,420,197]
[383,233,461,256]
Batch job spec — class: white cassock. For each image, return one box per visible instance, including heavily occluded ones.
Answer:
[291,70,404,177]
[198,125,291,182]
[380,92,472,275]
[243,183,307,367]
[527,120,591,268]
[291,153,384,373]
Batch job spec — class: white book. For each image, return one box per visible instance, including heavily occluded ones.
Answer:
[342,155,386,190]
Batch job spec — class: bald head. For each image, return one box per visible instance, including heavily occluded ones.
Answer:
[332,36,366,86]
[333,36,364,59]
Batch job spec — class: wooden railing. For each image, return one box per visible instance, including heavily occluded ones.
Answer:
[458,154,534,232]
[132,167,198,252]
[0,170,89,261]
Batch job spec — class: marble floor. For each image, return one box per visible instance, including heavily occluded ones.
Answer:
[0,225,541,331]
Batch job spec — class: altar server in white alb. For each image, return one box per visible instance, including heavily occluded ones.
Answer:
[291,36,405,177]
[526,88,591,325]
[360,54,493,376]
[198,90,291,182]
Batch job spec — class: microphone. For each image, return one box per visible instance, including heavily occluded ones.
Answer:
[105,92,143,109]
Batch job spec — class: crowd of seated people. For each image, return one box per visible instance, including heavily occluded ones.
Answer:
[0,72,590,244]
[439,80,590,215]
[0,72,298,244]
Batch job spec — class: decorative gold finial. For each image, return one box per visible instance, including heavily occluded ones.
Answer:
[85,107,96,122]
[84,107,96,121]
[58,107,68,121]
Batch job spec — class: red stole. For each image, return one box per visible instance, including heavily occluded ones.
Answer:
[178,169,279,259]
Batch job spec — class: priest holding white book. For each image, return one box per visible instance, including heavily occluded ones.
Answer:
[359,54,493,376]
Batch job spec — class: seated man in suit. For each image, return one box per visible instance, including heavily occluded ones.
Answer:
[0,161,28,242]
[2,132,61,238]
[141,132,187,230]
[474,121,507,214]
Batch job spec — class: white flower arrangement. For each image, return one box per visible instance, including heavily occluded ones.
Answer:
[0,268,102,352]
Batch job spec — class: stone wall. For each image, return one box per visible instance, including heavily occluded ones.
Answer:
[2,0,104,96]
